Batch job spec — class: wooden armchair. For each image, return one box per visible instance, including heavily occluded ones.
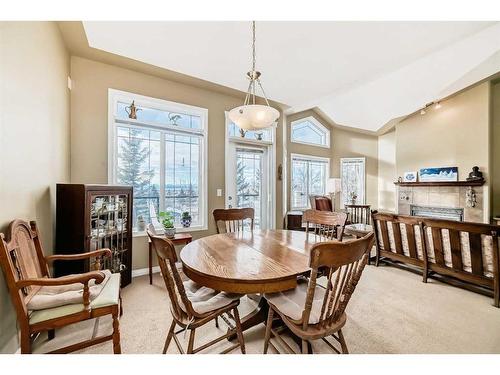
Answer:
[309,195,333,212]
[345,204,371,225]
[0,220,122,354]
[213,208,254,234]
[147,230,245,354]
[263,233,375,354]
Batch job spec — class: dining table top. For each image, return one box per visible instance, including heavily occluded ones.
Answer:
[180,229,321,294]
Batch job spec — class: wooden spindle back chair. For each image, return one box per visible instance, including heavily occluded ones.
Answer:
[213,208,254,234]
[345,204,371,225]
[264,232,375,354]
[303,209,347,241]
[0,220,121,354]
[147,230,245,354]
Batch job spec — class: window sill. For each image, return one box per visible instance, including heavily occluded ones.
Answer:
[132,225,207,238]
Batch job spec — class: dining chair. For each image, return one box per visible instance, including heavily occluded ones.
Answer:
[263,232,375,354]
[0,219,122,354]
[303,209,347,241]
[344,204,371,225]
[213,208,254,234]
[147,230,246,354]
[309,195,333,211]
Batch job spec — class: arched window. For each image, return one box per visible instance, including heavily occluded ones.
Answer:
[291,116,330,148]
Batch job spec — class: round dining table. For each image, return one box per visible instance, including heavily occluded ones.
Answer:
[180,229,321,335]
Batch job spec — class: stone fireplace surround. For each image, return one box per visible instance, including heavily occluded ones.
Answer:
[397,185,484,223]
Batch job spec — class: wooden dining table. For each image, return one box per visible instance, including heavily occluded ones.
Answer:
[180,229,321,336]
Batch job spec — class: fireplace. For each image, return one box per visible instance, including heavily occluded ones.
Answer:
[410,205,464,221]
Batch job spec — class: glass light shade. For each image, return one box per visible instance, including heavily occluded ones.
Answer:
[326,178,342,194]
[228,104,279,131]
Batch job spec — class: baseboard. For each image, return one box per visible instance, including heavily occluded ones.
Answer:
[132,266,160,278]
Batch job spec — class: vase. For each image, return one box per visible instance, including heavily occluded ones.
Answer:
[164,227,176,239]
[181,216,192,228]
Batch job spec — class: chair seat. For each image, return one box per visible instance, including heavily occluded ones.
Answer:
[264,279,327,324]
[29,272,121,325]
[181,280,241,315]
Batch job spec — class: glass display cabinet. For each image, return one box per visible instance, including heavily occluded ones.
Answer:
[55,184,133,286]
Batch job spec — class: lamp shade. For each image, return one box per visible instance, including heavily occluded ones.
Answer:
[326,178,342,194]
[228,104,279,131]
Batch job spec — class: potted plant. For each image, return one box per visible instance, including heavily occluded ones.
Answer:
[159,211,176,238]
[180,211,192,228]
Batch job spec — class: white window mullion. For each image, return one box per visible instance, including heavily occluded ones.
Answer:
[159,132,166,214]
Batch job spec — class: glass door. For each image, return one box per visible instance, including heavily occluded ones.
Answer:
[226,145,269,229]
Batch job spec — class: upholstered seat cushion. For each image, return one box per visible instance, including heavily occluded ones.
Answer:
[27,270,112,311]
[29,272,121,325]
[264,279,327,324]
[180,280,241,315]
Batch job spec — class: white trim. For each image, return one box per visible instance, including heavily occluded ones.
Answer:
[107,88,208,232]
[290,153,330,210]
[132,266,160,278]
[290,116,330,148]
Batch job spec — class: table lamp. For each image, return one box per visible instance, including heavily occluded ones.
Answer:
[326,178,342,211]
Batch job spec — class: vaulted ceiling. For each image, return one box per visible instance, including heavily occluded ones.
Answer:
[82,21,500,132]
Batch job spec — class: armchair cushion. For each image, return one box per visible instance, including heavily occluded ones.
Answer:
[27,270,112,311]
[29,272,121,324]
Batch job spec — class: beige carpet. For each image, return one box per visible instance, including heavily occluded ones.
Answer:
[32,264,500,354]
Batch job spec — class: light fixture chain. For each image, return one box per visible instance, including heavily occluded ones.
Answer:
[252,21,256,72]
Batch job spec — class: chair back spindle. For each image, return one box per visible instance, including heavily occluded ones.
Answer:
[345,204,371,225]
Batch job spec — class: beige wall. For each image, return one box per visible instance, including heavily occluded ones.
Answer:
[377,129,397,211]
[285,109,379,211]
[0,22,70,353]
[382,82,492,220]
[70,56,285,270]
[492,81,500,218]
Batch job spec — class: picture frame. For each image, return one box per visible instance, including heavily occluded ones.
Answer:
[403,171,418,183]
[419,167,458,182]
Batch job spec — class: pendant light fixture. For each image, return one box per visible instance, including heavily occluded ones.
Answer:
[228,21,280,131]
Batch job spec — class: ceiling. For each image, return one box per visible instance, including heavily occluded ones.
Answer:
[83,21,500,132]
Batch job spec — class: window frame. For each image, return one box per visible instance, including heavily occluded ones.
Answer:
[108,89,208,235]
[290,116,330,148]
[290,153,330,210]
[340,157,366,209]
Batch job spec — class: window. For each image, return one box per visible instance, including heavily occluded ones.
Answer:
[291,116,330,148]
[340,157,365,207]
[290,154,329,209]
[109,89,208,232]
[228,121,272,142]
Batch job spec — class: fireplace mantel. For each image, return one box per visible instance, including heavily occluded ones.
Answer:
[394,180,484,187]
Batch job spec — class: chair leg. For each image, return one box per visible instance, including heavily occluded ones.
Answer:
[163,320,176,354]
[48,329,55,341]
[112,311,121,354]
[20,331,31,354]
[215,316,219,328]
[301,340,309,354]
[263,307,274,354]
[233,307,246,354]
[187,329,196,354]
[119,294,124,317]
[337,329,349,354]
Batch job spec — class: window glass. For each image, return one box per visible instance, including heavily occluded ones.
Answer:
[291,155,328,209]
[291,118,329,147]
